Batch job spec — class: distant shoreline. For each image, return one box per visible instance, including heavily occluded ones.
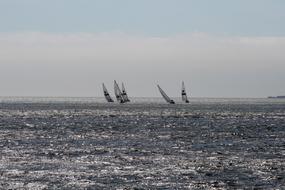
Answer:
[268,96,285,99]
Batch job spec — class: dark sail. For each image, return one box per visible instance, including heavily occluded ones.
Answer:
[114,80,125,103]
[102,83,114,102]
[121,83,130,102]
[157,85,175,104]
[182,81,189,103]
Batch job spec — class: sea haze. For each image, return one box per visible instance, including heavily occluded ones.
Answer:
[0,98,284,189]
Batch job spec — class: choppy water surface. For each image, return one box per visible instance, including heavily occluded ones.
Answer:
[0,98,284,189]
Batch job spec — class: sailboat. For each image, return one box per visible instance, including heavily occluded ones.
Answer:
[121,83,130,102]
[182,81,189,103]
[114,80,125,103]
[157,85,175,104]
[102,83,114,102]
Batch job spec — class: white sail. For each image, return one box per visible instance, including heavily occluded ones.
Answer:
[121,83,130,102]
[182,81,189,103]
[102,83,114,102]
[114,80,125,103]
[157,85,175,104]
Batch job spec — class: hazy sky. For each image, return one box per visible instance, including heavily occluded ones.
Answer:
[0,0,284,97]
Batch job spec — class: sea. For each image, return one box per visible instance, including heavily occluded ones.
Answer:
[0,97,284,189]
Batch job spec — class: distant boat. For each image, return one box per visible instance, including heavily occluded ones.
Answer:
[121,83,130,102]
[157,85,175,104]
[102,83,114,102]
[114,80,125,103]
[182,81,189,103]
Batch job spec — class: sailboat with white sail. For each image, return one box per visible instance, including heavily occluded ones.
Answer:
[102,83,114,102]
[121,83,130,102]
[114,80,125,103]
[182,81,189,103]
[157,85,175,104]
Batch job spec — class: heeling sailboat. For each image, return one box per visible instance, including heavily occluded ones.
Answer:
[114,80,125,103]
[121,83,130,102]
[182,81,189,103]
[102,83,114,102]
[157,85,175,104]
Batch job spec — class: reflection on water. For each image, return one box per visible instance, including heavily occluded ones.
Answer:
[0,98,284,189]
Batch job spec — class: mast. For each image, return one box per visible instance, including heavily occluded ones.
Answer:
[114,80,125,103]
[102,83,114,102]
[182,81,189,103]
[121,83,130,102]
[157,85,175,104]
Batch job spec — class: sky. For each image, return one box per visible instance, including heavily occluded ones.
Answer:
[0,0,284,97]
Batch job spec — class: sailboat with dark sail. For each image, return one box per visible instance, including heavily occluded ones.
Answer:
[102,83,114,102]
[182,81,189,103]
[114,80,125,103]
[121,83,130,102]
[157,85,175,104]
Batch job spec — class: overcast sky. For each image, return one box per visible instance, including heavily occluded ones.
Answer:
[0,0,284,97]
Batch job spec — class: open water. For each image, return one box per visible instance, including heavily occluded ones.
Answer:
[0,97,284,189]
